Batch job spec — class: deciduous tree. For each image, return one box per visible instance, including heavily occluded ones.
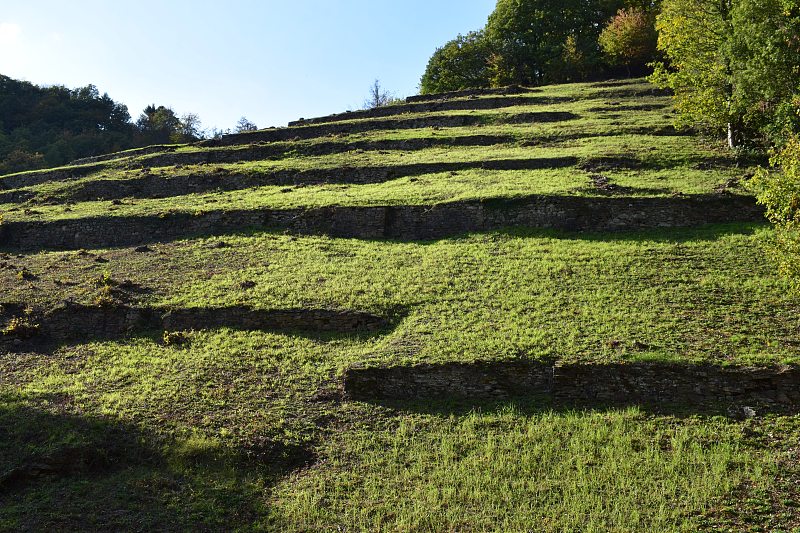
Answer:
[420,31,491,94]
[599,7,658,75]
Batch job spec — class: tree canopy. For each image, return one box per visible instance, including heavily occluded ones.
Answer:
[599,7,659,73]
[420,0,661,94]
[652,0,799,147]
[0,75,205,174]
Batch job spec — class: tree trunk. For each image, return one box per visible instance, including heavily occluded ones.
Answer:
[728,122,737,150]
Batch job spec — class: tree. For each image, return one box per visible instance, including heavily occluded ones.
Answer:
[651,0,737,145]
[751,136,800,282]
[728,0,800,147]
[599,7,658,75]
[137,105,181,143]
[419,0,656,92]
[364,79,395,109]
[179,113,203,142]
[652,0,799,148]
[235,116,258,133]
[420,31,491,94]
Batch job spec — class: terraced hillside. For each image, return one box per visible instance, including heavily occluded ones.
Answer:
[1,79,799,531]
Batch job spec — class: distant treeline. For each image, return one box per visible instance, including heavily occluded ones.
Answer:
[0,75,259,175]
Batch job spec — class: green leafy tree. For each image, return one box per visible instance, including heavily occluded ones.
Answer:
[751,136,800,282]
[420,0,657,93]
[599,7,658,75]
[420,31,491,94]
[652,0,799,148]
[650,0,736,143]
[728,0,800,146]
[0,75,140,172]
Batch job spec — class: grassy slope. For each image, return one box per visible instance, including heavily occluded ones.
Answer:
[1,79,798,531]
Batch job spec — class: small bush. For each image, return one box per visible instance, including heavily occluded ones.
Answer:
[162,330,191,347]
[3,316,39,338]
[94,270,115,287]
[16,268,36,281]
[751,135,800,283]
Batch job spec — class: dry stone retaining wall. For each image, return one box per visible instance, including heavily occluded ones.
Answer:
[344,360,800,409]
[203,112,577,148]
[406,85,533,103]
[289,95,573,126]
[0,195,765,251]
[19,303,388,344]
[8,157,578,203]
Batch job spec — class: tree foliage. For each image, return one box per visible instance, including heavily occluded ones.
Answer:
[420,32,492,94]
[751,136,800,282]
[652,0,799,147]
[728,0,800,146]
[0,75,208,174]
[650,0,734,137]
[599,7,658,72]
[420,0,661,94]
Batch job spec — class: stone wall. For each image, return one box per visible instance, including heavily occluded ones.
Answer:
[406,85,532,103]
[0,163,108,189]
[0,195,765,251]
[344,360,800,409]
[1,157,578,204]
[202,112,577,148]
[288,95,573,127]
[11,302,389,344]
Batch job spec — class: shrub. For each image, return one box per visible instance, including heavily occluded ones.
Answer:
[599,7,658,75]
[163,330,191,347]
[3,316,39,338]
[751,135,800,283]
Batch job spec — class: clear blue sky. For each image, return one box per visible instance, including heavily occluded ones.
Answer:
[0,1,496,131]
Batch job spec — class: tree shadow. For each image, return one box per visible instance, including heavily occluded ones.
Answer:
[0,392,313,530]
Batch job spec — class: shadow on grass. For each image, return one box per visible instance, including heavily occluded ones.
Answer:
[0,392,312,530]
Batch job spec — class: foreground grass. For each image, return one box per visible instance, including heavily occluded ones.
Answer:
[270,407,773,532]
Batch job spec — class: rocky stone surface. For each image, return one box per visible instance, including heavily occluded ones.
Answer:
[344,359,800,409]
[201,112,578,148]
[4,302,390,345]
[0,195,765,251]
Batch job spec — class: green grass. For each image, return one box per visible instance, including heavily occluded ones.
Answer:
[270,407,771,532]
[1,78,798,531]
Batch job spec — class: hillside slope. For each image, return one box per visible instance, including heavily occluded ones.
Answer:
[1,79,799,531]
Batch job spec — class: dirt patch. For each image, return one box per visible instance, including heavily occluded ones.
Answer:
[579,155,644,172]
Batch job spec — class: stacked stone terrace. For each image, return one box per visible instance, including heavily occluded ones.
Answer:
[1,79,785,409]
[0,78,763,251]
